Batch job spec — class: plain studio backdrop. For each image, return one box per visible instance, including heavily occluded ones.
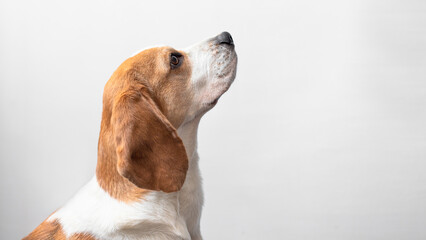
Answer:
[1,0,425,239]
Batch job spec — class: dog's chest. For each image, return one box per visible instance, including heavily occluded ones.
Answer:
[49,177,193,240]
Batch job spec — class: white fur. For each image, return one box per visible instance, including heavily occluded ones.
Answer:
[50,178,190,240]
[48,34,237,240]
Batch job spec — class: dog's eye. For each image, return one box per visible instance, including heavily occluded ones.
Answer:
[170,53,183,69]
[171,55,179,65]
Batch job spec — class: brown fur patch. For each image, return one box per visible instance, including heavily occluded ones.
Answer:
[23,219,97,240]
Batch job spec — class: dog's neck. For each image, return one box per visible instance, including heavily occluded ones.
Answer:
[177,116,201,168]
[176,116,204,239]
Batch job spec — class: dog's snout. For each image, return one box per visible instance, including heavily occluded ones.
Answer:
[216,31,234,46]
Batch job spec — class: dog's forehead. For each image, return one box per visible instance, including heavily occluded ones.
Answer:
[133,45,184,58]
[135,46,169,59]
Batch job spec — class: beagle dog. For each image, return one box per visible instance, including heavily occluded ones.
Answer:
[24,32,237,240]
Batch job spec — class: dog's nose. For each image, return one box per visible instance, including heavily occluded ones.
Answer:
[216,31,234,46]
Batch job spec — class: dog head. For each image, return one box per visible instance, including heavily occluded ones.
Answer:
[97,32,237,195]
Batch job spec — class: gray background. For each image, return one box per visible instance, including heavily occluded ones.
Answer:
[1,0,426,239]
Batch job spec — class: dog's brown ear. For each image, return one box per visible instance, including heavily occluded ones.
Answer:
[111,87,188,193]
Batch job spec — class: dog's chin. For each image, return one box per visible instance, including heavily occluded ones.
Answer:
[208,98,219,106]
[203,73,235,109]
[188,97,221,121]
[204,97,219,109]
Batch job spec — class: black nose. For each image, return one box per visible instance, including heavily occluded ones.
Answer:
[217,31,234,45]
